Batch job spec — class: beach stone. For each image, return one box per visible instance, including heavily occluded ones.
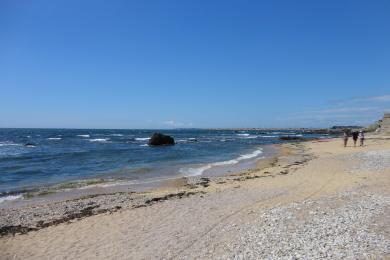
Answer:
[148,133,175,146]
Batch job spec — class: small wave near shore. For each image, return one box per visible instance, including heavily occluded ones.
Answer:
[179,148,263,176]
[0,194,23,203]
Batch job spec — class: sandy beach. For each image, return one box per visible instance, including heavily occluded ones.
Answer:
[1,136,389,259]
[2,1,389,259]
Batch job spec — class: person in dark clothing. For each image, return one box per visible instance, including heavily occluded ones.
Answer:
[352,131,359,147]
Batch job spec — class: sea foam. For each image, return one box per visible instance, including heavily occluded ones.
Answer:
[135,137,150,141]
[244,135,258,139]
[237,133,250,137]
[89,138,109,142]
[180,148,263,176]
[0,142,22,147]
[0,194,22,203]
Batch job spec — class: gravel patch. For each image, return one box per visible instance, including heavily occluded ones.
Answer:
[345,149,390,172]
[209,192,390,259]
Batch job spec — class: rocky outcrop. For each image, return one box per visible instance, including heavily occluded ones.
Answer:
[378,113,390,134]
[148,133,175,146]
[278,136,304,141]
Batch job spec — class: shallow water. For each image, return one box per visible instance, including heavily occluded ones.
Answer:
[0,128,328,200]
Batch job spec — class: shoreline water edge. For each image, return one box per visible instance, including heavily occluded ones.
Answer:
[0,144,278,209]
[0,137,316,236]
[0,128,330,205]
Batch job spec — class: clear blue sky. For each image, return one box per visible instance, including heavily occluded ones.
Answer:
[1,0,389,128]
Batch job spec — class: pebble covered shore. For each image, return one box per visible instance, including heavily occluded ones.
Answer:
[347,149,390,172]
[212,192,390,259]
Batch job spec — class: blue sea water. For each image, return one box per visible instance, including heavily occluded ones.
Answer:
[0,128,329,200]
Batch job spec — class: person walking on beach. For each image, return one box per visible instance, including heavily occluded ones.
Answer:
[343,131,349,147]
[352,131,359,147]
[359,130,365,146]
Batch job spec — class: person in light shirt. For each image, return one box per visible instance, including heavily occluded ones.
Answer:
[342,131,349,147]
[359,130,365,147]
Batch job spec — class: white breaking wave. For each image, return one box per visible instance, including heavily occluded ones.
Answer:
[77,134,90,138]
[244,135,258,139]
[0,194,22,203]
[110,134,123,137]
[135,137,150,141]
[177,138,197,143]
[237,134,257,139]
[237,149,263,160]
[47,137,62,140]
[237,133,250,137]
[237,133,257,139]
[179,148,263,176]
[260,135,277,138]
[89,138,109,142]
[139,144,148,147]
[0,142,22,147]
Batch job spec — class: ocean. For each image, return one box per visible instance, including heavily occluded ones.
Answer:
[0,128,329,202]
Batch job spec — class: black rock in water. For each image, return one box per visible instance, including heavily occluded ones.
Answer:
[148,133,175,146]
[24,143,37,147]
[278,136,304,141]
